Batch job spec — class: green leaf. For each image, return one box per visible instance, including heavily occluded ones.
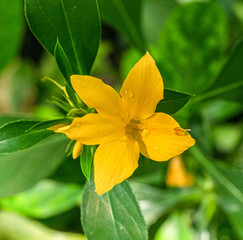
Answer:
[81,178,148,240]
[0,0,24,72]
[80,145,95,181]
[190,147,243,206]
[28,118,72,131]
[153,1,227,94]
[154,212,194,240]
[195,39,243,104]
[98,0,147,52]
[0,120,54,154]
[142,0,177,44]
[0,180,82,219]
[54,39,72,85]
[131,182,202,226]
[24,0,101,74]
[156,89,193,115]
[0,134,68,198]
[216,166,243,239]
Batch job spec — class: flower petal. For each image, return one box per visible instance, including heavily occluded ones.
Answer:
[94,137,139,195]
[137,113,195,161]
[56,113,125,145]
[120,52,164,120]
[71,75,124,118]
[72,141,83,159]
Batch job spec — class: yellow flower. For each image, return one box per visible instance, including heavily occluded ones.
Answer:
[166,155,194,187]
[56,52,195,195]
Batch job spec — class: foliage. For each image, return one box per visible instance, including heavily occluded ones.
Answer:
[0,0,242,239]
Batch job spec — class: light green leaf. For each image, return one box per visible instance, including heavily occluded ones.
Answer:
[81,178,148,240]
[196,39,243,104]
[98,0,147,52]
[0,180,82,219]
[24,0,101,74]
[154,212,194,240]
[153,1,227,94]
[80,145,95,181]
[0,0,24,72]
[0,134,68,198]
[156,89,193,115]
[0,120,54,154]
[131,182,202,226]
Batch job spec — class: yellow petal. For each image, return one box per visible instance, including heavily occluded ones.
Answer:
[72,141,83,159]
[120,52,164,120]
[94,137,139,195]
[166,155,194,187]
[71,75,125,118]
[137,113,195,161]
[56,113,125,145]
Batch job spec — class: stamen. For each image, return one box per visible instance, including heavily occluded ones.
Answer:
[174,127,190,136]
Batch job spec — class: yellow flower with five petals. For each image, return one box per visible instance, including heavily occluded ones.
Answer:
[56,52,195,195]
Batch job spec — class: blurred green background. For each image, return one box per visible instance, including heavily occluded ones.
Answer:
[0,0,243,239]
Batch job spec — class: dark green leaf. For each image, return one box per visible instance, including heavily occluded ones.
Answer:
[24,0,101,74]
[153,1,227,94]
[80,145,95,181]
[81,178,148,240]
[0,120,54,154]
[0,0,24,72]
[0,134,68,198]
[98,0,147,52]
[54,39,72,85]
[0,180,82,219]
[196,39,243,104]
[156,89,193,115]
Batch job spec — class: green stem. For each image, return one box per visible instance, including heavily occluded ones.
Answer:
[190,147,243,205]
[191,80,243,104]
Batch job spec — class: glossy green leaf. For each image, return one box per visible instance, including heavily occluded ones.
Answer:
[80,145,95,181]
[196,39,243,104]
[24,0,101,74]
[54,39,72,85]
[0,180,82,219]
[98,0,147,52]
[81,178,148,240]
[0,120,54,154]
[156,89,193,115]
[0,0,24,72]
[0,134,68,198]
[153,1,227,94]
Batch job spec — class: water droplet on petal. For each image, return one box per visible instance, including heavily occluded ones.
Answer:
[120,135,127,141]
[142,129,150,137]
[105,131,108,135]
[155,146,159,150]
[125,90,134,98]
